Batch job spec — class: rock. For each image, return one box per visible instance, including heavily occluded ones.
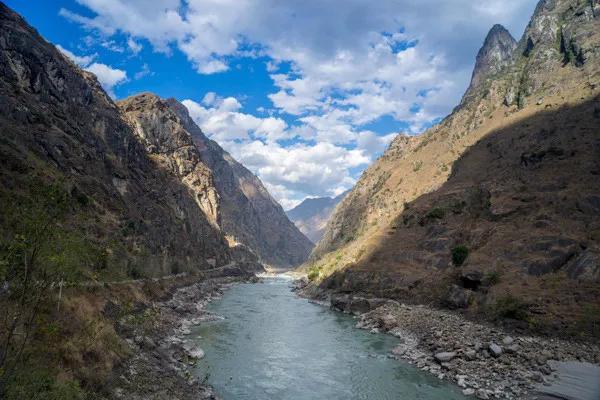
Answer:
[505,344,519,354]
[476,389,490,399]
[460,271,483,290]
[489,343,503,357]
[565,248,600,282]
[444,284,472,309]
[463,388,475,396]
[465,350,477,360]
[391,345,407,356]
[435,351,457,363]
[502,336,514,346]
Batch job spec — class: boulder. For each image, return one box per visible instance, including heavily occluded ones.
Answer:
[502,336,514,345]
[566,249,600,282]
[489,342,503,357]
[444,284,472,309]
[460,271,483,290]
[435,351,457,363]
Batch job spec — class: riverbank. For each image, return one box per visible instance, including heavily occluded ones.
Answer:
[295,281,600,400]
[104,273,259,399]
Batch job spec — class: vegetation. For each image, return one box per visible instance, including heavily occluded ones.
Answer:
[0,179,100,398]
[483,270,502,286]
[307,266,321,281]
[451,245,469,266]
[490,295,529,321]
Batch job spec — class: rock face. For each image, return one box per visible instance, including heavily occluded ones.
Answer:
[165,99,314,268]
[119,94,221,227]
[308,0,600,335]
[463,24,517,101]
[286,191,349,244]
[0,3,233,277]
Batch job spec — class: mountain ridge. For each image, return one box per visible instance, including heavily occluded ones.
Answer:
[305,0,600,336]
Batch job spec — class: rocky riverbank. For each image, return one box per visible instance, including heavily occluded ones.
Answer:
[294,280,600,400]
[106,274,258,400]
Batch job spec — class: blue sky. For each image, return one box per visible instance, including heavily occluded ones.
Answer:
[6,0,538,209]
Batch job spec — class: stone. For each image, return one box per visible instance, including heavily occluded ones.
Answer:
[391,345,407,356]
[465,350,477,360]
[502,336,514,346]
[489,343,503,357]
[463,388,475,396]
[444,284,472,309]
[435,351,457,363]
[505,344,519,354]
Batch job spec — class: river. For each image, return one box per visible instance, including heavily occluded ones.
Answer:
[187,277,467,400]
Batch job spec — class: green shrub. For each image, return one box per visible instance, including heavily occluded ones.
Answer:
[412,160,423,172]
[491,295,529,321]
[307,266,321,282]
[484,270,502,286]
[451,245,469,266]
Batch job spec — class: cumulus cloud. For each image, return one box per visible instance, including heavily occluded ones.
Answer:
[85,63,128,97]
[56,44,127,97]
[59,0,538,205]
[55,44,96,66]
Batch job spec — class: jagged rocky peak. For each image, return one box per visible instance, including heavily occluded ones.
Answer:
[465,24,517,95]
[136,96,314,268]
[118,93,221,227]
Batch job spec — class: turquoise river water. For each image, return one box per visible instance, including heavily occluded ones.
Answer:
[188,277,467,400]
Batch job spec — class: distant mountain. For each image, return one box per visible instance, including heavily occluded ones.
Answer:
[287,191,349,244]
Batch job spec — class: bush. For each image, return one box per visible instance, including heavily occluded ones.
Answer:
[451,245,469,266]
[307,266,320,282]
[484,270,501,286]
[491,295,529,321]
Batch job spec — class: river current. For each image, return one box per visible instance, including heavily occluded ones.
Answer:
[188,277,467,400]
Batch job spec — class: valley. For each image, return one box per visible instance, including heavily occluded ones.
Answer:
[1,0,599,399]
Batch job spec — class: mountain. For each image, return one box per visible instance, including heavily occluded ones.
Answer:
[164,98,314,268]
[306,0,600,335]
[287,191,349,243]
[0,3,231,279]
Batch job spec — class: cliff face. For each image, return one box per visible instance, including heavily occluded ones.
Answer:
[0,4,231,278]
[463,24,517,101]
[165,98,314,268]
[286,191,349,244]
[308,0,600,335]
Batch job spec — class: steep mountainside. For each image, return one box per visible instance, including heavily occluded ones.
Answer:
[307,0,600,335]
[165,98,314,268]
[0,3,231,279]
[287,191,349,243]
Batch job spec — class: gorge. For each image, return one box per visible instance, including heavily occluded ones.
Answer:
[1,1,599,400]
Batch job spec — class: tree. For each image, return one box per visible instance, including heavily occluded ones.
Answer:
[0,180,91,395]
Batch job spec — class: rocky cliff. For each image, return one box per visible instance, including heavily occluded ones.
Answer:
[307,0,600,336]
[164,98,314,268]
[287,191,349,244]
[0,3,231,278]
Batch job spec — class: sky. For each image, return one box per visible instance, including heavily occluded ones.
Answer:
[6,0,538,209]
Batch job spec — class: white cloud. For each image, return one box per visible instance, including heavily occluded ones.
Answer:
[85,63,127,97]
[134,63,152,79]
[55,44,127,98]
[59,0,539,205]
[127,37,143,54]
[55,44,96,66]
